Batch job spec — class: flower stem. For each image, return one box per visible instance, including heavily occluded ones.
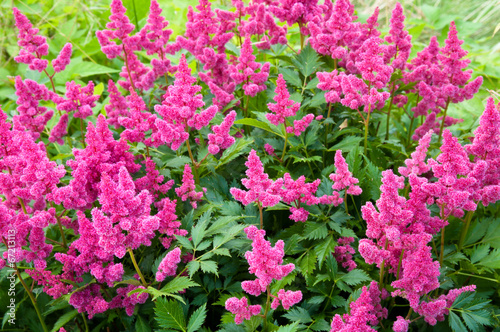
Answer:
[80,118,86,148]
[364,104,372,154]
[263,286,271,331]
[16,266,49,332]
[128,248,147,287]
[385,84,396,140]
[281,132,288,162]
[185,139,200,185]
[458,211,474,251]
[437,97,451,143]
[258,202,264,230]
[379,241,389,290]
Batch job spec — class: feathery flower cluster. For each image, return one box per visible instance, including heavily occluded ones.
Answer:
[105,80,129,129]
[266,74,301,126]
[118,89,157,145]
[330,150,362,195]
[229,38,270,96]
[384,3,412,70]
[230,149,282,207]
[153,54,218,150]
[330,281,387,331]
[333,236,357,271]
[225,297,262,325]
[207,110,236,154]
[109,285,149,316]
[52,43,73,73]
[175,164,206,209]
[54,81,100,119]
[156,247,182,282]
[49,113,69,145]
[155,198,187,249]
[12,8,49,72]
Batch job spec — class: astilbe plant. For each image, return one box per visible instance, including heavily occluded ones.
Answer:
[1,0,499,331]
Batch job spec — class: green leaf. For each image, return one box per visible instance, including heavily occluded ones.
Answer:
[50,310,79,332]
[280,68,303,88]
[192,211,211,247]
[166,156,192,169]
[155,298,186,332]
[283,307,312,324]
[65,60,119,78]
[304,222,328,240]
[160,277,199,295]
[338,269,371,286]
[213,248,231,257]
[217,138,255,168]
[449,311,467,332]
[175,235,194,250]
[314,236,336,269]
[200,260,218,276]
[328,136,363,152]
[234,118,284,138]
[187,261,200,278]
[276,321,300,332]
[187,303,207,332]
[477,248,500,269]
[292,44,320,78]
[299,251,317,276]
[470,244,490,264]
[135,315,152,332]
[122,0,150,30]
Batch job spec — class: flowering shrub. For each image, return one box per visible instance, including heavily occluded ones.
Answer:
[0,0,499,331]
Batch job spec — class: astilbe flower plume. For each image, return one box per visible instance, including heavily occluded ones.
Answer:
[333,236,357,271]
[229,38,270,97]
[49,113,69,145]
[269,0,324,35]
[13,76,54,139]
[69,284,108,319]
[225,297,262,325]
[118,89,157,145]
[330,150,362,195]
[135,158,174,199]
[330,281,387,332]
[175,164,206,209]
[153,54,218,150]
[207,110,236,154]
[12,8,49,72]
[384,3,412,70]
[49,114,140,210]
[155,198,187,249]
[105,80,129,129]
[52,43,73,73]
[156,247,181,282]
[109,285,149,316]
[54,81,100,119]
[230,150,282,208]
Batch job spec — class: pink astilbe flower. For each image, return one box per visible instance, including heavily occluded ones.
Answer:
[175,164,206,209]
[26,268,73,299]
[330,150,362,195]
[208,81,235,110]
[55,81,100,119]
[49,115,140,210]
[239,3,288,50]
[415,285,476,325]
[155,198,188,249]
[105,80,129,129]
[287,113,314,136]
[119,89,157,145]
[333,236,357,271]
[153,54,217,150]
[264,143,276,157]
[266,74,300,126]
[384,3,412,70]
[241,225,295,296]
[208,110,236,154]
[135,158,174,198]
[308,0,356,59]
[69,284,108,319]
[49,113,69,145]
[270,0,324,35]
[225,297,262,325]
[392,316,410,332]
[398,130,432,177]
[330,281,388,332]
[156,247,181,282]
[275,289,302,310]
[12,8,49,72]
[14,76,54,139]
[230,150,282,208]
[109,285,149,316]
[52,43,73,73]
[229,38,270,97]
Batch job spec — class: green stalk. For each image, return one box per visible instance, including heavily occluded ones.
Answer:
[128,248,147,287]
[281,132,288,163]
[458,211,474,251]
[258,203,264,230]
[185,139,200,185]
[437,98,451,143]
[16,268,48,332]
[262,286,271,331]
[364,104,372,154]
[385,84,396,140]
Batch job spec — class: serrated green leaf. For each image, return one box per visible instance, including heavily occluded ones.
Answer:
[160,277,199,295]
[477,248,500,269]
[175,235,194,250]
[234,119,284,138]
[276,321,300,332]
[192,211,211,247]
[293,44,320,78]
[187,261,200,278]
[166,156,192,169]
[50,309,79,332]
[200,260,218,276]
[135,315,152,332]
[470,244,490,264]
[187,303,207,332]
[299,251,317,276]
[155,298,187,332]
[338,269,371,286]
[280,68,303,87]
[328,136,363,152]
[217,138,255,168]
[449,311,468,332]
[315,236,336,269]
[213,247,231,257]
[282,307,312,324]
[304,222,328,240]
[206,216,242,236]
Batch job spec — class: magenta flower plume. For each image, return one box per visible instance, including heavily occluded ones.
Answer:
[175,164,205,209]
[55,81,100,119]
[225,297,262,325]
[466,97,500,159]
[119,89,157,145]
[329,281,387,332]
[208,110,236,154]
[384,3,412,70]
[12,8,49,72]
[156,247,181,282]
[398,130,432,177]
[241,225,296,296]
[357,37,393,95]
[135,158,174,199]
[392,316,410,332]
[105,80,129,129]
[96,0,135,59]
[14,76,54,139]
[280,173,327,222]
[49,113,69,145]
[52,43,73,73]
[153,54,217,150]
[155,198,187,249]
[69,284,109,319]
[230,149,282,208]
[266,74,300,126]
[333,237,357,271]
[110,285,148,316]
[330,150,362,195]
[229,38,270,97]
